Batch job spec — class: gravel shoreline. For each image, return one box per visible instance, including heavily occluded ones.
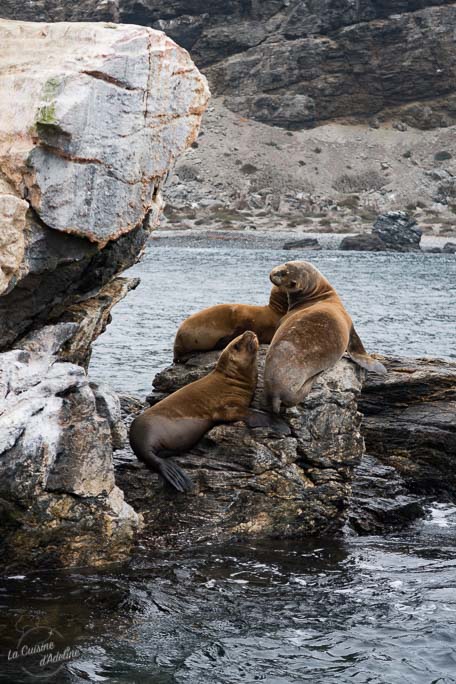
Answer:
[150,229,455,251]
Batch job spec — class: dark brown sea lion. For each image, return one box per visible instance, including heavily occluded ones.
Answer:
[173,286,288,362]
[264,261,386,413]
[130,331,260,492]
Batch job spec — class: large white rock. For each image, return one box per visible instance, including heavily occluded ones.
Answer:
[0,330,142,568]
[0,19,209,253]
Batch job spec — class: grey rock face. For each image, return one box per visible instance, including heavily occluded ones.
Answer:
[117,346,365,548]
[0,20,208,569]
[339,233,387,252]
[91,380,128,450]
[443,242,456,253]
[372,211,422,251]
[360,355,456,497]
[0,332,141,570]
[0,20,209,350]
[0,2,454,128]
[340,211,422,252]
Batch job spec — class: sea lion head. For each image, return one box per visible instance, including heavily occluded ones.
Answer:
[216,330,259,381]
[269,261,328,297]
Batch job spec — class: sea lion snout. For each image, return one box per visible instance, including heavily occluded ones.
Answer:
[270,264,298,290]
[240,330,259,353]
[270,265,287,286]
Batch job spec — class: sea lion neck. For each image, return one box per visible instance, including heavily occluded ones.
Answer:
[287,280,335,311]
[214,367,257,392]
[268,287,288,315]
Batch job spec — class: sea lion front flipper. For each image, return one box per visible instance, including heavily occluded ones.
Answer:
[347,326,387,375]
[243,409,291,436]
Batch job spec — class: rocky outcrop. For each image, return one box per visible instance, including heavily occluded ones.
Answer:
[340,211,422,251]
[0,20,209,568]
[116,347,365,548]
[1,2,455,129]
[360,355,456,497]
[49,276,141,370]
[372,212,422,250]
[0,19,209,349]
[348,454,426,534]
[0,325,140,570]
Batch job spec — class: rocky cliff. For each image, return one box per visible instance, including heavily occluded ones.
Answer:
[0,19,209,569]
[1,1,455,129]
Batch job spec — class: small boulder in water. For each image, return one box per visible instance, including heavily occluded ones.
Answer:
[339,233,385,251]
[282,237,321,250]
[340,211,422,252]
[372,211,422,251]
[443,242,456,254]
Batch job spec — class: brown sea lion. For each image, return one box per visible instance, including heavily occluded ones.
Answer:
[264,261,387,413]
[173,286,288,362]
[130,331,260,492]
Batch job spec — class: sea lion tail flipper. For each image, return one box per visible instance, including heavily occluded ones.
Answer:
[347,326,387,375]
[156,457,194,493]
[244,409,290,436]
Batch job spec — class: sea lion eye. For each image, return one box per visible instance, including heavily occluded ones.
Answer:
[233,343,241,351]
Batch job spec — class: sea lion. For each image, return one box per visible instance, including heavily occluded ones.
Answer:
[264,261,387,413]
[130,330,260,492]
[173,286,288,362]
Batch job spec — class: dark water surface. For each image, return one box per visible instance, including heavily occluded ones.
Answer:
[1,235,456,683]
[1,514,456,683]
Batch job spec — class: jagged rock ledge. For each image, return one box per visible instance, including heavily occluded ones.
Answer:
[360,354,456,496]
[0,19,209,350]
[116,346,365,548]
[0,324,140,570]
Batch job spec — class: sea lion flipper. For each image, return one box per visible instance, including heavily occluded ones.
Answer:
[157,457,194,493]
[347,326,387,375]
[244,409,291,436]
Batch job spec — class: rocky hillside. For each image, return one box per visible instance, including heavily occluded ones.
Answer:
[1,1,456,129]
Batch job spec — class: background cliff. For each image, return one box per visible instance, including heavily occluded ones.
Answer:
[2,1,455,129]
[1,2,455,237]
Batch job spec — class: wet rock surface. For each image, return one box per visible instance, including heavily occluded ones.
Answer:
[116,346,365,547]
[282,237,321,251]
[348,454,426,534]
[360,355,456,497]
